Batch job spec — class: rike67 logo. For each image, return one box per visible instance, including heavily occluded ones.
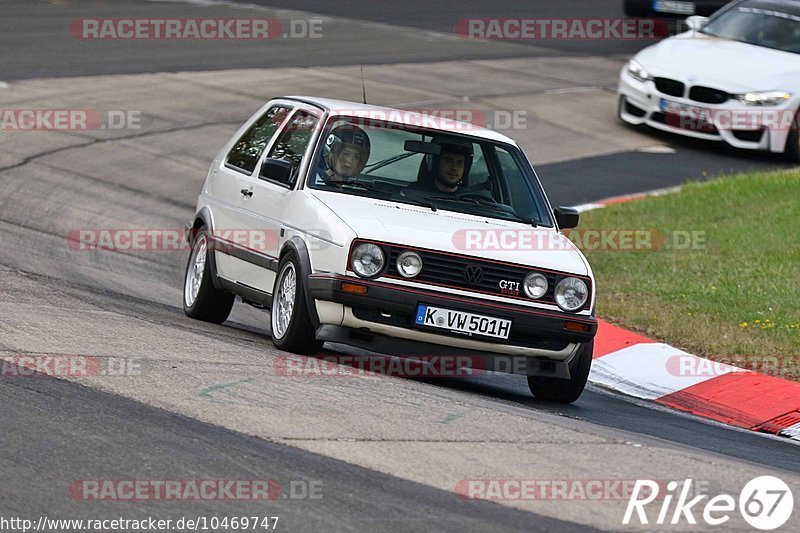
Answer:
[624,476,794,530]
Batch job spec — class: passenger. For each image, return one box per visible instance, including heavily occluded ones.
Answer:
[318,124,371,184]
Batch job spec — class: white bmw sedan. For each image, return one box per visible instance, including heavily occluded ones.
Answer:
[618,0,800,160]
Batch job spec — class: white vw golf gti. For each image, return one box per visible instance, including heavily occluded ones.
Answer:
[183,97,597,402]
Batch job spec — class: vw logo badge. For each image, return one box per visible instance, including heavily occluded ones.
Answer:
[463,264,484,285]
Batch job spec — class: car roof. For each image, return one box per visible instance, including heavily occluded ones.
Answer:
[282,96,518,145]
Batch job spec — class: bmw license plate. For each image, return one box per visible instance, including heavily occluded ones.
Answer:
[653,0,695,14]
[659,98,706,117]
[415,304,511,340]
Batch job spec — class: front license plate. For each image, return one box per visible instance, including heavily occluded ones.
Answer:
[653,0,695,14]
[659,98,706,117]
[415,304,512,340]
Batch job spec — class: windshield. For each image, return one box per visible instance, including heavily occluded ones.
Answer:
[306,117,553,227]
[702,4,800,54]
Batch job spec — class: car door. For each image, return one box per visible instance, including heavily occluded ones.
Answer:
[233,104,323,294]
[208,102,292,285]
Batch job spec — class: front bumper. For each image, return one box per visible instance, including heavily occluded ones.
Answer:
[618,69,794,154]
[308,274,596,364]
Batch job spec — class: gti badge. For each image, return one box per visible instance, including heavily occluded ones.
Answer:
[499,279,520,295]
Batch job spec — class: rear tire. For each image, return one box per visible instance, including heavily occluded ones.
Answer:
[183,228,235,324]
[528,341,593,404]
[270,251,323,355]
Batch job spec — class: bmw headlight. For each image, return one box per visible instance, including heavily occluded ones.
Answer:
[554,277,588,312]
[627,60,653,83]
[735,91,792,106]
[523,272,548,299]
[396,251,423,278]
[351,243,385,278]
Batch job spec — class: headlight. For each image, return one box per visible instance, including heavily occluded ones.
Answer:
[351,243,385,278]
[396,251,423,278]
[735,91,792,106]
[554,277,588,312]
[627,60,653,82]
[523,272,548,299]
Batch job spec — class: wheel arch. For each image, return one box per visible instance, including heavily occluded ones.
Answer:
[280,236,321,328]
[189,207,224,290]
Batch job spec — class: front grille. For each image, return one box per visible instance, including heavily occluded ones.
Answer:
[689,86,730,104]
[376,244,595,310]
[387,248,558,303]
[654,77,685,97]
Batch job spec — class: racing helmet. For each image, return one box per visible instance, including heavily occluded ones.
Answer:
[424,136,474,184]
[325,124,371,173]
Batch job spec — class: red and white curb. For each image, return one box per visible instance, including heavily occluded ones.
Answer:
[573,189,800,441]
[589,320,800,441]
[571,186,681,213]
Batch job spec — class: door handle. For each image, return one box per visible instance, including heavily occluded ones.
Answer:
[240,188,253,197]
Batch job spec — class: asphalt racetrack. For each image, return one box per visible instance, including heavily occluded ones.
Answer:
[0,0,797,531]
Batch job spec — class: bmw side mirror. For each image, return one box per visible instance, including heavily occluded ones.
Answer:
[259,158,294,185]
[685,16,709,32]
[554,206,579,229]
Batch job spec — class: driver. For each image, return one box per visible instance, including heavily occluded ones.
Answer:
[409,138,473,194]
[318,124,371,184]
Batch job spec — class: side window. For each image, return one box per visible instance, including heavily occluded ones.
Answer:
[465,143,490,192]
[266,110,319,179]
[496,147,544,222]
[226,106,290,174]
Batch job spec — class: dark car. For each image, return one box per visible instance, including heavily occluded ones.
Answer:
[624,0,730,17]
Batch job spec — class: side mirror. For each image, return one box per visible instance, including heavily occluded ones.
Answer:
[259,157,294,185]
[554,206,579,229]
[685,15,709,32]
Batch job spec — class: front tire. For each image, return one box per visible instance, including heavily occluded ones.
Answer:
[783,111,800,163]
[270,252,323,355]
[183,229,235,324]
[528,341,593,404]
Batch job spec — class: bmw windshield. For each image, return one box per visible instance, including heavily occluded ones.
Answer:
[702,3,800,54]
[307,116,554,227]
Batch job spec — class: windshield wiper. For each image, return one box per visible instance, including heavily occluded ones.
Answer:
[398,197,438,211]
[425,195,537,226]
[329,179,390,194]
[362,152,416,174]
[504,214,538,227]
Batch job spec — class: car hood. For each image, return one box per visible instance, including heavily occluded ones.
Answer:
[636,32,800,92]
[309,190,590,277]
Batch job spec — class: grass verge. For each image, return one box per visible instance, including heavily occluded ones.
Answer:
[577,168,800,380]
